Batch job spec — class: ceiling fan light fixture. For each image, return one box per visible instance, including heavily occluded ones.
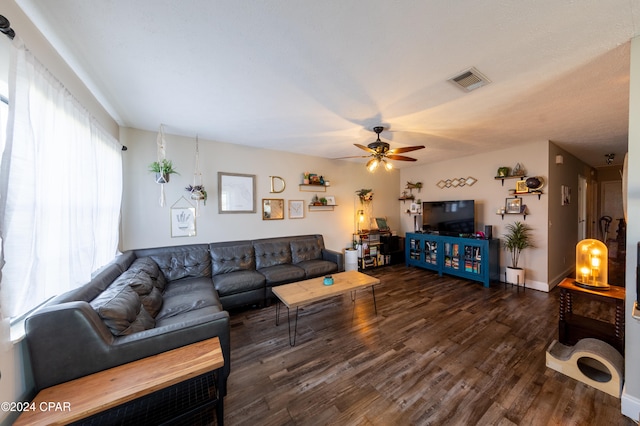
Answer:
[366,158,379,172]
[338,125,425,171]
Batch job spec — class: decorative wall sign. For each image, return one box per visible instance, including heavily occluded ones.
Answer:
[269,176,286,193]
[436,176,477,189]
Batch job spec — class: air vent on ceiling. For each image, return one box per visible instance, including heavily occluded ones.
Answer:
[448,67,490,92]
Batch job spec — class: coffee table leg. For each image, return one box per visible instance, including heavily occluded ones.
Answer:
[275,301,281,326]
[371,285,377,315]
[287,307,299,346]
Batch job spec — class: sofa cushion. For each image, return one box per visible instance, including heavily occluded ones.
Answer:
[156,277,221,320]
[212,270,265,296]
[140,286,163,317]
[210,243,255,276]
[254,241,292,269]
[115,269,154,296]
[296,259,339,278]
[125,306,156,335]
[129,257,167,291]
[136,245,212,282]
[290,238,323,263]
[90,285,155,336]
[258,264,306,285]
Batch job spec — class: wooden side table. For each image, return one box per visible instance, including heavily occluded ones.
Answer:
[14,337,225,426]
[558,278,625,355]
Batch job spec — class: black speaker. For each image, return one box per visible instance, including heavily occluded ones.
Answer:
[484,225,493,240]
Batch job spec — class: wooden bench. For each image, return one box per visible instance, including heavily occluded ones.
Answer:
[15,337,224,425]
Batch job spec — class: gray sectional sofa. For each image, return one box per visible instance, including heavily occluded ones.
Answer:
[24,234,343,395]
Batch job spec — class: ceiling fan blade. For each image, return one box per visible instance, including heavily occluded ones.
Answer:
[354,143,376,154]
[387,145,425,154]
[386,154,418,161]
[333,155,371,160]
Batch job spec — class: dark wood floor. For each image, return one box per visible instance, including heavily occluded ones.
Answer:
[224,265,635,425]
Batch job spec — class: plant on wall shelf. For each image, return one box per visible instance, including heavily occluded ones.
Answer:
[356,188,373,204]
[185,184,207,205]
[149,159,179,184]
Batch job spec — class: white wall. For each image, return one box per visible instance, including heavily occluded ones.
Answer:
[120,127,401,252]
[400,141,551,291]
[547,142,597,287]
[622,35,640,421]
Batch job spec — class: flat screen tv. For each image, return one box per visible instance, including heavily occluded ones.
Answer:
[422,200,475,236]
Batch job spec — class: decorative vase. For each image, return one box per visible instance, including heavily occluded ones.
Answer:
[303,179,309,184]
[190,191,205,200]
[155,173,169,184]
[506,267,525,285]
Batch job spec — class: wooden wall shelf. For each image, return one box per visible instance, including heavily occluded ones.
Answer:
[308,205,336,211]
[299,184,327,192]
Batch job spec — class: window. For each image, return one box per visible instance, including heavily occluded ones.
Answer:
[0,43,122,320]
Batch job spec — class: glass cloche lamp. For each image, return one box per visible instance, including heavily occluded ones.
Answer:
[575,239,609,290]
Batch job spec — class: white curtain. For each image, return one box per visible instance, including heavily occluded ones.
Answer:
[0,40,122,319]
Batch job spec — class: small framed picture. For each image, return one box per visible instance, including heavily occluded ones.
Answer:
[410,203,420,213]
[171,207,196,237]
[262,198,284,220]
[505,197,521,214]
[325,195,336,206]
[562,185,571,205]
[288,200,305,219]
[515,180,528,193]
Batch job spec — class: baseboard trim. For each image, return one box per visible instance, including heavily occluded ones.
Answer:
[621,384,640,421]
[498,279,548,292]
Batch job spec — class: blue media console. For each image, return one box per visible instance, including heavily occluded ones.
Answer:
[405,232,500,287]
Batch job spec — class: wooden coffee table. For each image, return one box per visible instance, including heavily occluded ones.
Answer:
[272,270,380,345]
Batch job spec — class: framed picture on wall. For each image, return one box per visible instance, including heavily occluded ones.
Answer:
[288,200,305,219]
[562,185,571,205]
[505,197,521,214]
[262,198,284,220]
[171,207,196,237]
[515,180,529,193]
[218,172,256,213]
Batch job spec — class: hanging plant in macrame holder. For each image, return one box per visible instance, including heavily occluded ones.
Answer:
[185,135,207,215]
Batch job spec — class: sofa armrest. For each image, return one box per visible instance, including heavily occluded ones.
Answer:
[25,302,231,394]
[322,248,344,272]
[25,301,115,390]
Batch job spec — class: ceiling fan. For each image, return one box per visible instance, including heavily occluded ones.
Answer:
[339,126,425,172]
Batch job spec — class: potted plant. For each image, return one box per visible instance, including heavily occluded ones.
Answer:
[320,197,327,205]
[185,184,207,205]
[502,221,534,285]
[149,159,179,184]
[356,188,373,204]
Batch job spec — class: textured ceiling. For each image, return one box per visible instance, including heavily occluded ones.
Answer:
[15,0,640,168]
